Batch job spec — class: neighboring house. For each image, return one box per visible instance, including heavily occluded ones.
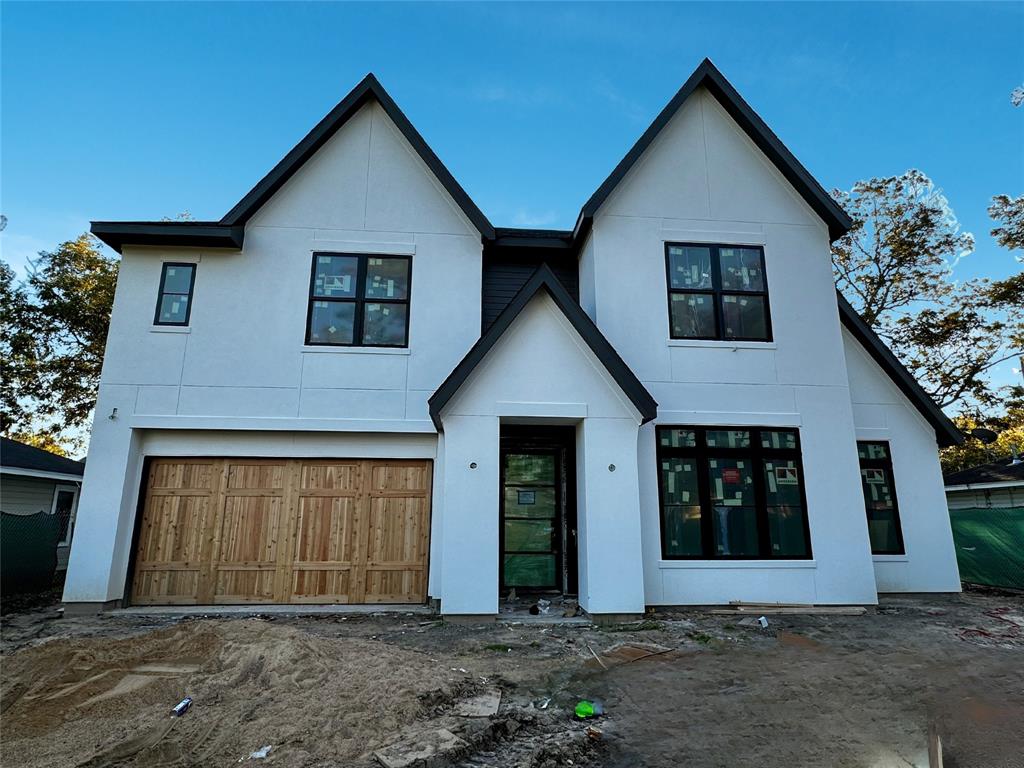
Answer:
[945,458,1024,510]
[64,59,963,616]
[1,437,85,570]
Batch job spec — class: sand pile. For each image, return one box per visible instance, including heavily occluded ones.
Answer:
[1,618,471,767]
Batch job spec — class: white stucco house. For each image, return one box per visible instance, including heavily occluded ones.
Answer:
[64,59,963,617]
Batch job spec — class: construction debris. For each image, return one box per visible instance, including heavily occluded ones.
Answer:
[711,605,867,616]
[455,689,502,717]
[373,728,467,768]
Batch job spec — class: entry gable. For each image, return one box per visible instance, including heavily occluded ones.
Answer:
[428,265,658,429]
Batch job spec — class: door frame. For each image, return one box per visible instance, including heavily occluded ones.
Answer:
[498,426,578,596]
[51,483,80,547]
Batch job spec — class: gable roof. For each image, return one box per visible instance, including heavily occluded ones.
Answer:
[573,58,853,243]
[428,264,658,430]
[1,437,85,478]
[92,74,493,253]
[837,293,963,447]
[944,457,1024,488]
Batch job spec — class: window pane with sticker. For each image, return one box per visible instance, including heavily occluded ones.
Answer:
[764,459,808,556]
[667,245,713,290]
[721,294,768,340]
[670,293,717,338]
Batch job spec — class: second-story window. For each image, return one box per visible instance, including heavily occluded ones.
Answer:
[665,243,771,341]
[154,263,196,326]
[305,253,411,347]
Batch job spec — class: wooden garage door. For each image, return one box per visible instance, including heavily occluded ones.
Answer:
[131,458,431,605]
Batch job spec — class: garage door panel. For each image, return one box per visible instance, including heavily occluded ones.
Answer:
[300,462,360,492]
[363,568,425,604]
[150,460,218,491]
[226,461,286,491]
[132,457,431,605]
[133,569,201,605]
[294,497,356,563]
[366,498,428,565]
[369,462,431,493]
[217,496,283,564]
[213,567,277,603]
[291,567,356,603]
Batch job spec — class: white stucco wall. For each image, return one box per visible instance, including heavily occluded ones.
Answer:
[438,293,646,615]
[844,330,962,592]
[584,87,879,605]
[64,100,481,605]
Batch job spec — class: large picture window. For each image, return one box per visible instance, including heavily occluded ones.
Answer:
[305,253,411,347]
[665,243,771,341]
[857,441,905,555]
[656,426,811,559]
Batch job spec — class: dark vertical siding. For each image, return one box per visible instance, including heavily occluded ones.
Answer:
[482,254,579,332]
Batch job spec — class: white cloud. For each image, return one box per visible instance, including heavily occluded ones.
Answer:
[511,209,560,228]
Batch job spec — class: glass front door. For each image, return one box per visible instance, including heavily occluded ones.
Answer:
[501,452,559,589]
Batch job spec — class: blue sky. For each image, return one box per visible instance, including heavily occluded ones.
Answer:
[2,2,1022,382]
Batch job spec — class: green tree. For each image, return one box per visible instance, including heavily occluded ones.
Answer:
[941,408,1024,474]
[0,234,119,450]
[832,170,1022,411]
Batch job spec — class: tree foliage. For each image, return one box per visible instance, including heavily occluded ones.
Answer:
[0,234,118,450]
[941,408,1024,474]
[832,170,1022,411]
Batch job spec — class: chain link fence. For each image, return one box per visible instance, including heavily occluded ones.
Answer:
[950,506,1024,590]
[1,511,61,595]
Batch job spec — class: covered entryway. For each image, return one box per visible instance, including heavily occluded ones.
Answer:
[130,457,431,605]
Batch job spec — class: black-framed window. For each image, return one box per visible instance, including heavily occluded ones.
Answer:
[656,426,811,559]
[857,441,905,555]
[154,263,196,326]
[305,253,411,347]
[665,243,772,341]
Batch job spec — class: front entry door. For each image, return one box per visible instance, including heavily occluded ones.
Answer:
[501,451,562,591]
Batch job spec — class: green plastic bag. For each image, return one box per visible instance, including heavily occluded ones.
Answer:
[574,699,604,719]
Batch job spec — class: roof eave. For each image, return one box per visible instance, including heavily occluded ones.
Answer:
[837,292,963,447]
[90,221,244,254]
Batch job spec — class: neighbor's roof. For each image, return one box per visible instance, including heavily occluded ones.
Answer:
[944,458,1024,488]
[428,264,658,430]
[1,437,85,477]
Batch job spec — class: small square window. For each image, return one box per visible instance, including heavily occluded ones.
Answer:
[305,253,411,347]
[665,243,771,342]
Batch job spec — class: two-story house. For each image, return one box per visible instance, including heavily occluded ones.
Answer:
[65,59,963,617]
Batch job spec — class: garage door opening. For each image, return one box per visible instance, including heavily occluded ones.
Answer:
[129,458,431,605]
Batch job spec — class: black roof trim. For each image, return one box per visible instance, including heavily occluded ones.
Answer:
[491,228,574,250]
[220,73,494,238]
[428,263,658,430]
[90,221,244,254]
[1,436,85,476]
[837,293,963,447]
[574,58,854,243]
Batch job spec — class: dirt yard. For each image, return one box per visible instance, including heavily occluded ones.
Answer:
[1,590,1021,768]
